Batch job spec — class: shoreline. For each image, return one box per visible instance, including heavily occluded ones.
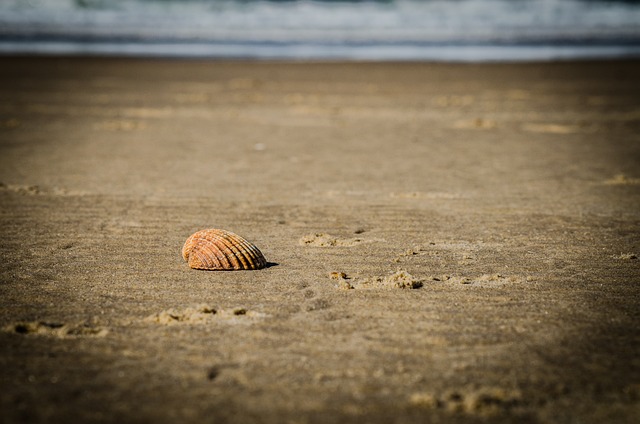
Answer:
[1,44,640,62]
[2,53,640,63]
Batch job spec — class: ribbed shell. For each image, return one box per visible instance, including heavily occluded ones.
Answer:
[182,229,267,271]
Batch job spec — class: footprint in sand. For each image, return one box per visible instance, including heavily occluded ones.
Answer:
[434,95,475,107]
[603,174,640,185]
[330,272,531,290]
[330,270,424,290]
[145,305,266,325]
[433,274,532,287]
[522,123,582,134]
[96,119,147,131]
[0,182,41,195]
[613,252,638,260]
[299,233,378,247]
[409,387,523,416]
[4,321,108,338]
[0,183,77,196]
[390,191,463,200]
[1,118,20,129]
[453,118,497,130]
[174,93,210,103]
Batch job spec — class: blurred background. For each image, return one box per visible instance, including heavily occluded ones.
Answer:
[1,0,640,61]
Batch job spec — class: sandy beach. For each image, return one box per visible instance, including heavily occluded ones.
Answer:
[0,57,639,423]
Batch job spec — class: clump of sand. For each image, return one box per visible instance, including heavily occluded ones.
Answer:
[3,321,108,338]
[614,252,638,260]
[330,270,423,290]
[299,233,368,247]
[409,387,523,416]
[380,270,424,289]
[431,274,532,287]
[604,174,640,185]
[146,305,218,325]
[145,305,265,325]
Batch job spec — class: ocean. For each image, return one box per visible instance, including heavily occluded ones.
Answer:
[1,0,640,61]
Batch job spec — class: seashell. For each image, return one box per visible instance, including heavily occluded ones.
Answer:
[182,229,267,271]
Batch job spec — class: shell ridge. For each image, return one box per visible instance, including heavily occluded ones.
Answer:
[187,232,227,270]
[189,248,210,270]
[200,240,226,269]
[215,233,244,270]
[182,229,267,271]
[202,230,241,270]
[182,234,197,261]
[224,231,258,270]
[209,237,234,270]
[234,237,264,269]
[243,236,267,268]
[245,238,267,268]
[225,233,257,270]
[213,230,255,270]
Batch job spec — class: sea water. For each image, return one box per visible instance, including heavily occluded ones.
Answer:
[1,0,639,61]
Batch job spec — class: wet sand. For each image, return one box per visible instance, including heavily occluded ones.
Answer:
[0,57,639,423]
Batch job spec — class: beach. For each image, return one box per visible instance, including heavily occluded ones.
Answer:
[0,57,639,423]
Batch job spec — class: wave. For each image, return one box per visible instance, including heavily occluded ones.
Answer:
[1,0,640,60]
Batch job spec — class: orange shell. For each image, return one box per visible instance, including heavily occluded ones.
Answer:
[182,229,267,271]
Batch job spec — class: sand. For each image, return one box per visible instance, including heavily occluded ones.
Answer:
[0,57,639,423]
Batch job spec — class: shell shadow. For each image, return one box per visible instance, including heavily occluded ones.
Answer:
[264,262,279,269]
